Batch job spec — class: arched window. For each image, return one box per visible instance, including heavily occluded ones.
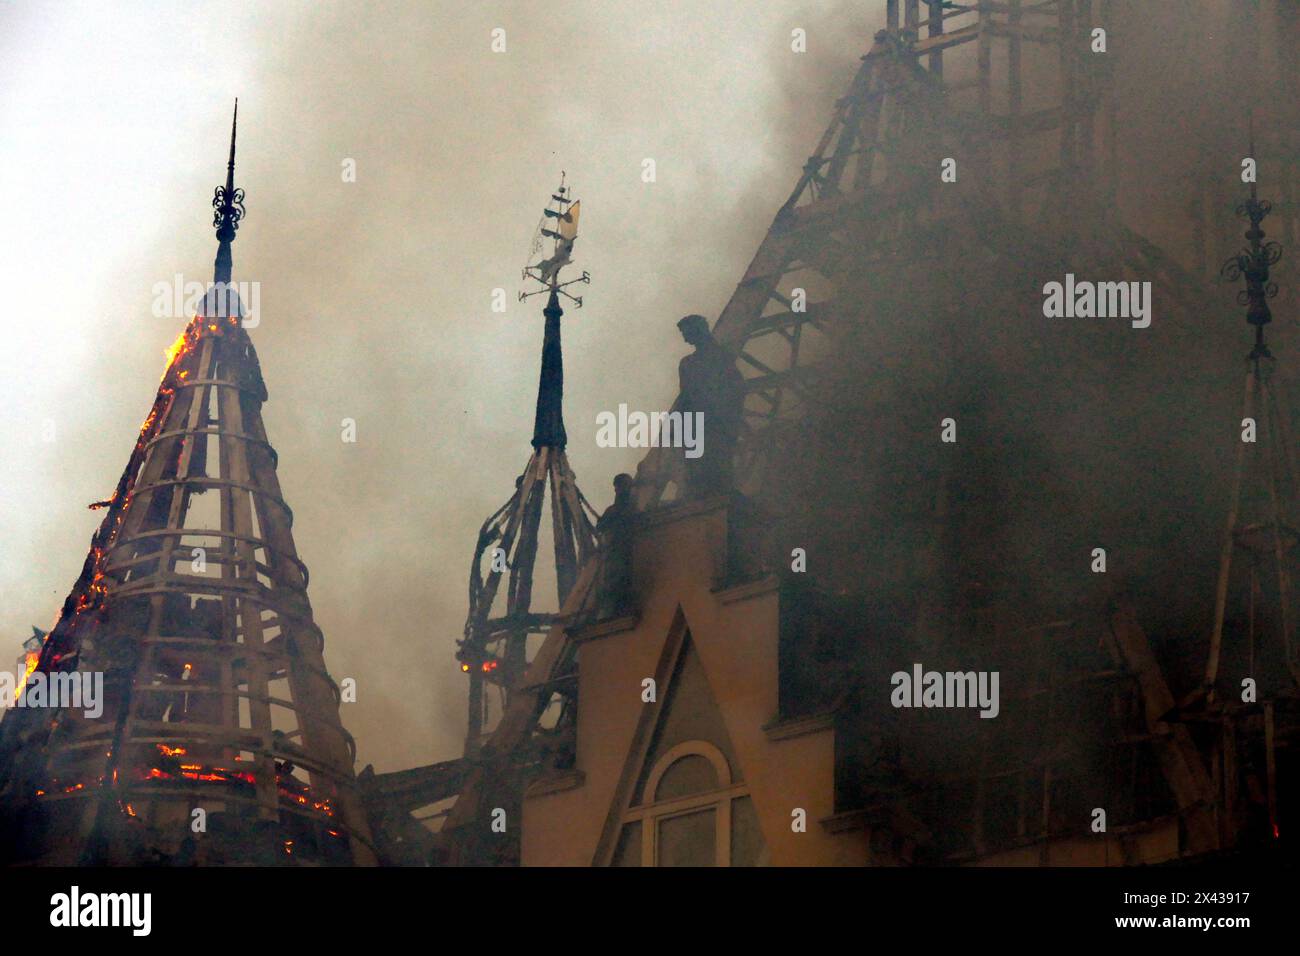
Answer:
[612,740,763,866]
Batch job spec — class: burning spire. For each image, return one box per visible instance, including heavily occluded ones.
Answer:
[0,106,375,866]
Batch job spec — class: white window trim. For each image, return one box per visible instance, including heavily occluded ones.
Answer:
[622,740,748,867]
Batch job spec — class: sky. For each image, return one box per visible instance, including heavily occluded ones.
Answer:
[0,0,876,773]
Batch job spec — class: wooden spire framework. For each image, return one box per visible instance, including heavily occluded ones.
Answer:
[449,183,597,860]
[1205,167,1300,701]
[0,105,376,866]
[1176,152,1300,851]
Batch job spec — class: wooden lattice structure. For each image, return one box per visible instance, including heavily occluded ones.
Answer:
[0,107,375,866]
[1164,171,1300,851]
[441,185,599,862]
[458,287,599,749]
[627,0,1159,509]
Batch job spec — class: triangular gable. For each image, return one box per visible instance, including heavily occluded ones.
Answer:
[631,632,741,804]
[592,607,761,865]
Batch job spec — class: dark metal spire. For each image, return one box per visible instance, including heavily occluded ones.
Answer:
[1222,113,1283,362]
[521,178,588,450]
[531,289,567,449]
[212,100,246,285]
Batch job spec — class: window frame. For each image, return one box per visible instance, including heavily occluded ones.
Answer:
[621,740,748,867]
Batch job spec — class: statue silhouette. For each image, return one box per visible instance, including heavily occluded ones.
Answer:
[676,314,744,497]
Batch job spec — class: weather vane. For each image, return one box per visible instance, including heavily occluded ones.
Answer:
[520,171,590,307]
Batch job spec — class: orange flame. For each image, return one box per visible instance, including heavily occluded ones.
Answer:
[14,651,38,702]
[163,329,189,369]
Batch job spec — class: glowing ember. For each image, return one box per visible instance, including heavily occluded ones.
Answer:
[142,750,308,802]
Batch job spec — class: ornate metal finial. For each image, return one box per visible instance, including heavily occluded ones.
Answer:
[212,100,246,285]
[1221,113,1282,361]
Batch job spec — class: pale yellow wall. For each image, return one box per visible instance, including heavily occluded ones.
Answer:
[522,499,867,866]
